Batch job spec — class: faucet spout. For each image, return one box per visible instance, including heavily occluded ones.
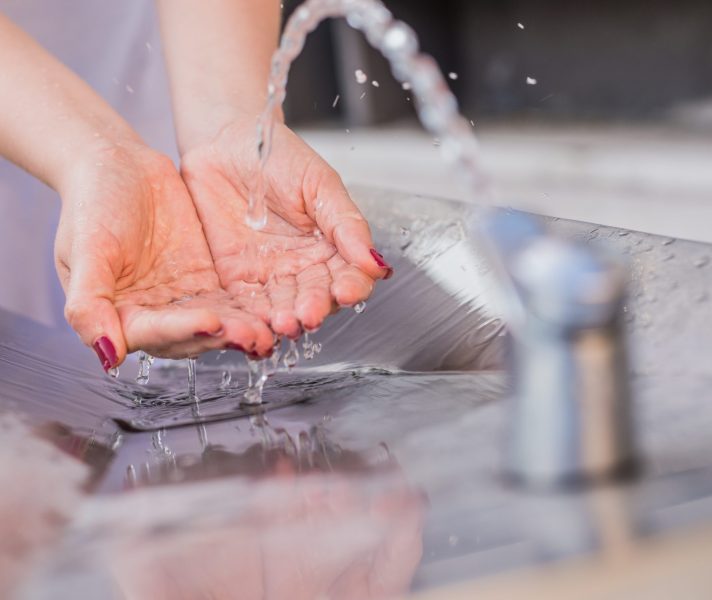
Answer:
[479,210,638,487]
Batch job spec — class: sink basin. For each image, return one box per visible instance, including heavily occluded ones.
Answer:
[3,186,712,598]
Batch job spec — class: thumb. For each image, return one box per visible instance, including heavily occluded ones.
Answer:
[63,254,127,373]
[308,166,393,281]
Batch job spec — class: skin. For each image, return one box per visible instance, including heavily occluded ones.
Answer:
[114,455,424,599]
[158,0,391,336]
[0,1,393,370]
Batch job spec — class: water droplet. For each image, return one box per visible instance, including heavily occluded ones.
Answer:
[354,301,366,314]
[136,351,154,385]
[618,230,630,237]
[125,84,134,94]
[517,22,525,30]
[694,256,710,268]
[332,94,340,108]
[661,238,676,246]
[448,535,459,547]
[448,72,458,80]
[402,82,412,90]
[526,77,537,85]
[108,367,119,379]
[371,80,380,87]
[354,69,368,84]
[283,339,299,371]
[359,91,367,100]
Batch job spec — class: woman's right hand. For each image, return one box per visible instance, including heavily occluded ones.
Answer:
[54,140,276,372]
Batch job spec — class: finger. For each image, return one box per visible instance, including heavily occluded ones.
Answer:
[304,164,393,280]
[295,264,333,331]
[63,256,127,372]
[120,305,222,357]
[267,275,301,339]
[327,254,375,307]
[221,311,276,357]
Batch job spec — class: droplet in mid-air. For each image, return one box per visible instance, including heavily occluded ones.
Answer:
[354,301,366,314]
[283,339,299,370]
[136,351,154,385]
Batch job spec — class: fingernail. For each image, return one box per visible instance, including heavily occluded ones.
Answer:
[93,336,118,373]
[226,343,246,352]
[248,351,261,360]
[370,248,394,278]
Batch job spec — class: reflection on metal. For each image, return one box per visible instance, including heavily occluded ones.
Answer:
[3,189,712,597]
[481,210,637,487]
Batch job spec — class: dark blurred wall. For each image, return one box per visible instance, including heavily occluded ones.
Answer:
[281,0,712,124]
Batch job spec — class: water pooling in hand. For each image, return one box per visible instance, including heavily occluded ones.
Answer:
[241,0,487,402]
[138,0,488,408]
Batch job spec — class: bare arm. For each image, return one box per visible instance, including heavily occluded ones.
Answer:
[156,0,392,335]
[155,0,281,154]
[0,13,140,194]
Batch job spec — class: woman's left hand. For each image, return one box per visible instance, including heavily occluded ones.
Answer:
[181,118,393,339]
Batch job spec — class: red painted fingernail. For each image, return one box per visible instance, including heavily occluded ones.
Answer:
[370,248,394,277]
[93,336,118,373]
[226,343,246,352]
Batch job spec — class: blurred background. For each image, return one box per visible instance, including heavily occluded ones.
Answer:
[283,0,712,126]
[281,0,712,244]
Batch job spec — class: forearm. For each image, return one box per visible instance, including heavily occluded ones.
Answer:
[0,14,141,195]
[156,0,281,154]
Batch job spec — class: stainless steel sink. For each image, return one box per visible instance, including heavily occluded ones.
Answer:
[4,186,712,598]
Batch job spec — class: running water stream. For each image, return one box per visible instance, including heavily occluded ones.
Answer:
[247,0,485,229]
[240,0,487,401]
[140,0,488,407]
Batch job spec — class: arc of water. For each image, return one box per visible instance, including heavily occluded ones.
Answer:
[247,0,489,230]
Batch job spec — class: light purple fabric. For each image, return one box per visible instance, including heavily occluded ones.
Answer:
[0,1,177,328]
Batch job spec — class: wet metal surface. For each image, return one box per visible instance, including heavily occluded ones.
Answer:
[3,188,712,598]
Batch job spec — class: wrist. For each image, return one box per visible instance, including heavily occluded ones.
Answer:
[56,131,151,202]
[175,97,284,157]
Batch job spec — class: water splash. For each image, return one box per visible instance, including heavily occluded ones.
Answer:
[354,301,366,314]
[302,332,323,360]
[244,356,268,405]
[220,370,233,389]
[246,0,485,233]
[108,366,119,379]
[136,351,154,385]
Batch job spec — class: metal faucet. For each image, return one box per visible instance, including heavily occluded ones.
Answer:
[479,210,638,488]
[254,0,639,488]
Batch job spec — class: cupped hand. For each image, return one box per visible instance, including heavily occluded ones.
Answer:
[55,141,276,371]
[181,118,393,339]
